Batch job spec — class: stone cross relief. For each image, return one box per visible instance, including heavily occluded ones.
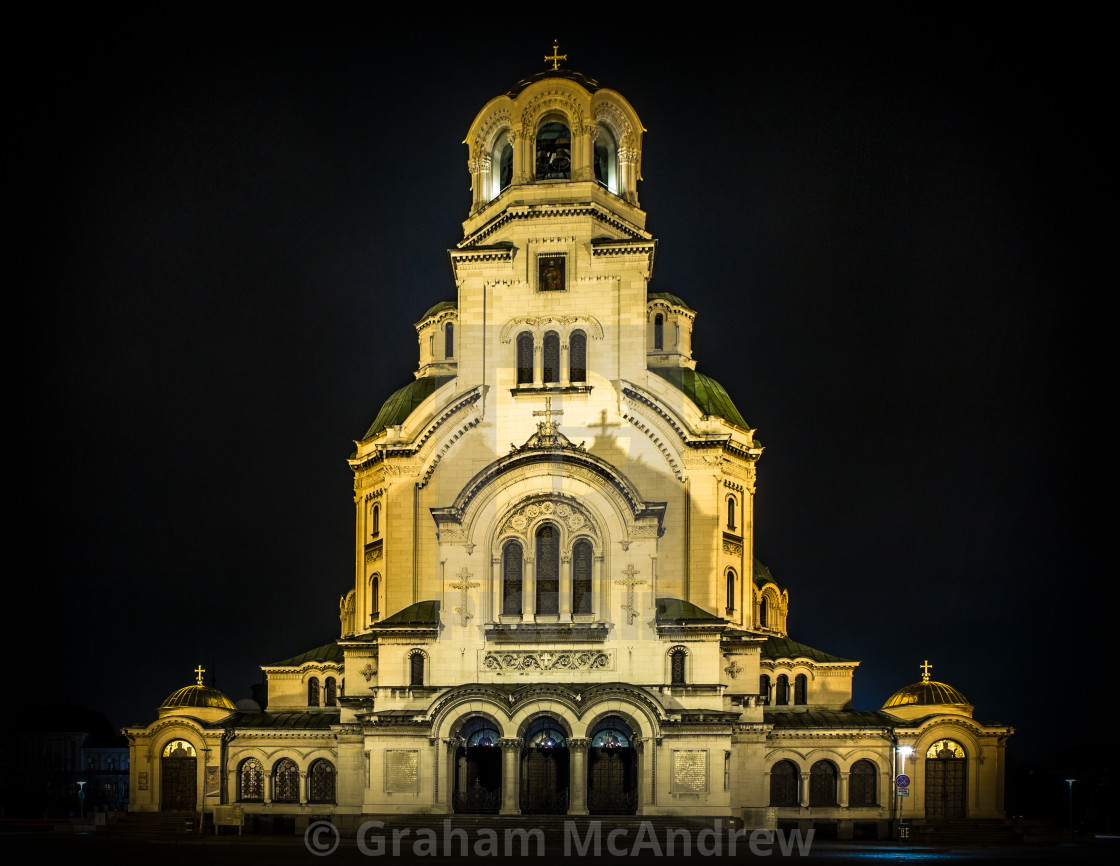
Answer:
[532,395,563,439]
[724,659,743,680]
[614,563,647,625]
[450,567,480,627]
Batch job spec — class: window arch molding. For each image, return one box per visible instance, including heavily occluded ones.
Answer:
[406,648,429,687]
[666,644,691,685]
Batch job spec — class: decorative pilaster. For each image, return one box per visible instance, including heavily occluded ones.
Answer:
[568,737,590,815]
[499,738,521,815]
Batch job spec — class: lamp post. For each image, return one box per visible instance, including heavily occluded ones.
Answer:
[895,745,914,841]
[1065,778,1075,837]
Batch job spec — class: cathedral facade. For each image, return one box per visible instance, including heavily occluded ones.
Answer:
[124,63,1012,838]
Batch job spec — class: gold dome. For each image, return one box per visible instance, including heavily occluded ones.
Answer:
[160,684,237,711]
[883,660,972,710]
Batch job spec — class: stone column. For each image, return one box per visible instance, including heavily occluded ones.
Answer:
[559,553,572,621]
[533,342,543,387]
[499,739,522,815]
[839,770,849,807]
[299,771,308,805]
[560,342,571,387]
[799,771,810,808]
[568,738,590,815]
[523,556,535,619]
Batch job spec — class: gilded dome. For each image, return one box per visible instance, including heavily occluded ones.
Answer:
[883,679,971,709]
[161,684,237,711]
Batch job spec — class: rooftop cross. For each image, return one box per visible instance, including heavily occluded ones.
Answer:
[532,395,563,437]
[195,665,205,686]
[544,41,567,71]
[920,659,932,683]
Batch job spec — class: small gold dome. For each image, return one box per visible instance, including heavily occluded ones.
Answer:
[883,660,972,711]
[160,684,237,711]
[883,680,971,708]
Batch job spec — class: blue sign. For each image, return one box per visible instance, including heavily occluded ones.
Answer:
[896,774,911,788]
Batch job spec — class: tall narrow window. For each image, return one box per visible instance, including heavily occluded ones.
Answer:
[776,674,789,705]
[726,569,736,615]
[570,330,587,383]
[654,314,664,350]
[849,760,877,807]
[325,677,337,707]
[370,575,380,620]
[445,322,454,358]
[727,496,736,530]
[794,674,807,705]
[769,760,799,807]
[410,653,425,687]
[572,539,592,614]
[809,761,838,806]
[536,524,559,614]
[536,121,571,180]
[670,649,687,684]
[308,677,320,707]
[760,596,768,627]
[273,758,300,803]
[502,540,523,615]
[309,759,336,804]
[542,331,560,384]
[759,675,771,705]
[516,332,533,385]
[371,503,380,537]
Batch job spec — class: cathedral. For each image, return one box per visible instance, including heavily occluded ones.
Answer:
[124,57,1012,839]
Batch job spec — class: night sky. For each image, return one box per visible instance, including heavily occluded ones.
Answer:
[18,22,1104,781]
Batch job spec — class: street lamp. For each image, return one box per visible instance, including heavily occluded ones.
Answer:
[895,745,914,841]
[1065,778,1075,835]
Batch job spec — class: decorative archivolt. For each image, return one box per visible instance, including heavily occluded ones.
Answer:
[520,91,585,138]
[497,495,596,541]
[472,105,515,160]
[592,101,637,151]
[499,314,604,343]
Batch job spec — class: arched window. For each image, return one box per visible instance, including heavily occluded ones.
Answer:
[759,674,771,705]
[536,120,571,180]
[570,330,587,383]
[410,652,425,687]
[324,677,337,707]
[516,332,533,385]
[572,539,592,614]
[654,314,664,350]
[445,321,454,358]
[769,760,799,806]
[491,130,513,199]
[594,125,617,193]
[759,596,768,627]
[239,758,264,801]
[809,760,838,806]
[727,496,736,530]
[502,540,523,615]
[794,674,807,705]
[670,648,687,685]
[775,674,789,705]
[371,503,380,537]
[536,523,560,614]
[370,575,380,620]
[308,677,320,707]
[309,759,336,804]
[542,331,560,384]
[849,760,877,807]
[272,758,300,803]
[726,569,736,615]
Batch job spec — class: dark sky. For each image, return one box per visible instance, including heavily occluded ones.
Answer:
[18,22,1103,772]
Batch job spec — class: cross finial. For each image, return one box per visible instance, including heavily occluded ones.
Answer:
[544,41,567,71]
[532,395,563,438]
[195,665,205,686]
[920,659,932,683]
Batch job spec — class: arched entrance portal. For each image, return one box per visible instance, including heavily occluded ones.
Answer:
[453,718,502,814]
[587,717,637,814]
[160,740,197,811]
[521,718,569,814]
[925,739,967,819]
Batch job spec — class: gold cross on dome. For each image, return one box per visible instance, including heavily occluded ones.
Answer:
[544,41,567,70]
[920,659,932,683]
[195,665,205,686]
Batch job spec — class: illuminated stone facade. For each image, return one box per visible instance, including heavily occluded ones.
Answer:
[123,65,1011,837]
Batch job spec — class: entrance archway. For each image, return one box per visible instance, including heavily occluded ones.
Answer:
[521,717,569,814]
[587,717,637,814]
[160,740,197,811]
[453,717,502,814]
[925,739,967,819]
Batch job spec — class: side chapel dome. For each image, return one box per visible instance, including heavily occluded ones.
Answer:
[883,661,973,719]
[158,668,237,719]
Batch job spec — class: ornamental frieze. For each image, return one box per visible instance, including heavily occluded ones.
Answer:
[501,498,588,537]
[483,650,613,673]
